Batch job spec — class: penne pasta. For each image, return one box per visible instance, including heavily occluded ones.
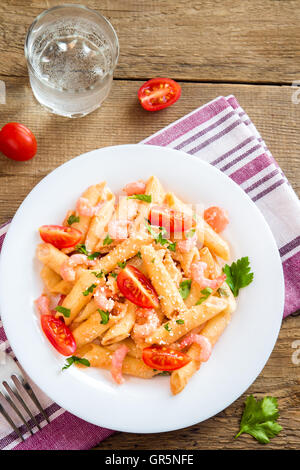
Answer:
[145,296,228,345]
[76,343,156,379]
[36,243,68,275]
[40,265,62,293]
[141,244,187,318]
[86,190,115,252]
[101,302,136,345]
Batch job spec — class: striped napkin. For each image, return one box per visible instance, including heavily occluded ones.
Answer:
[0,95,299,450]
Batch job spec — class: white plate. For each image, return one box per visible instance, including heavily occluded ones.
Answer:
[0,144,284,433]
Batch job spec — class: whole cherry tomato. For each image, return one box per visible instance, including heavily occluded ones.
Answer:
[0,122,37,161]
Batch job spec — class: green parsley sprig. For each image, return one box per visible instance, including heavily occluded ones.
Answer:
[127,194,152,203]
[235,395,282,444]
[67,214,80,225]
[223,256,254,297]
[62,356,90,370]
[179,279,192,300]
[55,305,71,318]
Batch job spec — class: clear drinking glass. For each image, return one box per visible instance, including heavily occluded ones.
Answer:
[24,4,119,118]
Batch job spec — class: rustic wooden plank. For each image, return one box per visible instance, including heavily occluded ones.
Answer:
[1,0,300,84]
[95,315,300,450]
[0,77,299,224]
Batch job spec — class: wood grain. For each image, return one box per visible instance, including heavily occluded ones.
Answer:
[1,0,300,84]
[0,77,299,224]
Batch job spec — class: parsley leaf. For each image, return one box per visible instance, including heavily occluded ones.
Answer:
[164,323,171,332]
[62,356,90,371]
[76,244,88,255]
[145,220,176,252]
[179,279,192,300]
[235,395,282,444]
[82,283,97,296]
[98,309,110,324]
[176,319,184,325]
[196,287,213,305]
[217,287,229,297]
[92,271,104,278]
[103,234,113,246]
[55,305,71,318]
[117,261,126,269]
[67,214,80,225]
[110,272,118,279]
[186,228,196,238]
[156,371,171,376]
[136,250,142,259]
[223,256,254,297]
[127,194,152,203]
[87,251,100,260]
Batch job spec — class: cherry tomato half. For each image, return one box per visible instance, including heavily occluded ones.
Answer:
[41,315,76,356]
[0,122,37,161]
[149,205,194,234]
[138,78,181,111]
[39,225,82,249]
[204,206,229,233]
[142,346,191,371]
[117,265,159,309]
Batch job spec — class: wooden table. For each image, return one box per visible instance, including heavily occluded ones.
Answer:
[0,0,299,450]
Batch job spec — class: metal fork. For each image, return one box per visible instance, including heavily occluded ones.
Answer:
[0,353,50,441]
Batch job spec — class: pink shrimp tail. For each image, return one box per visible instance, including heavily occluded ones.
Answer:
[76,197,103,217]
[94,285,114,312]
[133,308,160,340]
[111,345,129,384]
[35,295,51,315]
[123,181,146,196]
[108,219,129,240]
[178,333,212,362]
[176,233,197,253]
[191,262,226,290]
[60,254,96,282]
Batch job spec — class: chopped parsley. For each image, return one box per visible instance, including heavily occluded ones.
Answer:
[136,250,142,259]
[76,244,88,255]
[98,309,110,325]
[117,261,127,269]
[176,319,185,325]
[196,287,213,305]
[217,287,229,297]
[179,279,192,300]
[82,283,97,296]
[223,256,254,297]
[62,356,90,371]
[151,258,155,263]
[164,323,171,332]
[145,220,176,252]
[87,251,100,260]
[67,214,80,225]
[55,305,71,318]
[103,234,113,245]
[110,272,118,279]
[127,194,152,203]
[92,271,104,278]
[186,228,196,238]
[156,371,171,376]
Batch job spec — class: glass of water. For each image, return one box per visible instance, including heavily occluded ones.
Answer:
[24,4,119,118]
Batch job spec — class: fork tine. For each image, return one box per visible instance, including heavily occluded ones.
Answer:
[0,402,24,442]
[6,380,42,431]
[14,376,50,424]
[0,389,33,435]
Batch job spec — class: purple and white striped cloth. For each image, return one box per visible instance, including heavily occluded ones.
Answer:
[0,95,299,450]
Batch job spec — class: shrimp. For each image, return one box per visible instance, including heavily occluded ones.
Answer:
[191,261,226,290]
[75,197,103,217]
[35,295,51,315]
[176,233,197,253]
[111,345,129,384]
[123,180,146,196]
[177,333,212,362]
[133,308,160,341]
[107,219,129,240]
[94,285,115,312]
[60,254,97,282]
